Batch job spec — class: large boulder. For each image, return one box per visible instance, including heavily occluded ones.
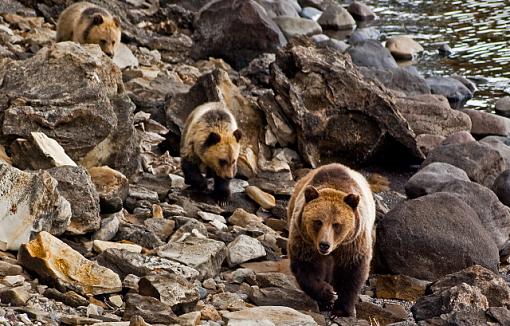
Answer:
[0,42,139,177]
[462,109,510,137]
[405,162,470,198]
[270,38,423,167]
[358,66,430,96]
[0,162,71,251]
[347,40,398,69]
[376,192,499,281]
[191,0,287,70]
[422,141,506,188]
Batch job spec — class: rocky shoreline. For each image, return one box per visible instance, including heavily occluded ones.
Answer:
[1,0,510,325]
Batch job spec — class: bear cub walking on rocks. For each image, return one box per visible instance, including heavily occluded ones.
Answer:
[287,163,376,317]
[180,102,242,202]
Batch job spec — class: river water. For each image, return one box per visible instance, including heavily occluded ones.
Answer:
[362,0,510,111]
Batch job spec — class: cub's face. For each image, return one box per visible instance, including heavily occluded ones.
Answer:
[202,129,242,179]
[301,186,360,255]
[87,15,121,57]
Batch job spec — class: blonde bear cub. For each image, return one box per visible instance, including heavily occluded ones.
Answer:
[56,2,121,57]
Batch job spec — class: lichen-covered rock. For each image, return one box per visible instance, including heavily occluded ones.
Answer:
[0,42,139,177]
[0,162,71,251]
[18,231,122,296]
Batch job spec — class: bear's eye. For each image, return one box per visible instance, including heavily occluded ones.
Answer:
[333,223,341,233]
[219,159,228,167]
[313,220,322,230]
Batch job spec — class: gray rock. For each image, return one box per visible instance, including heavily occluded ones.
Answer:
[423,141,506,187]
[386,36,424,60]
[0,162,71,251]
[138,273,200,310]
[124,294,178,324]
[273,16,322,39]
[318,2,356,30]
[157,236,227,280]
[227,235,267,267]
[300,7,322,21]
[47,166,100,235]
[375,192,499,281]
[426,76,473,109]
[143,218,175,242]
[462,109,510,137]
[492,169,510,207]
[348,40,398,69]
[405,162,470,199]
[191,0,287,69]
[347,1,375,20]
[349,27,380,44]
[480,135,510,169]
[223,306,317,326]
[496,96,510,117]
[324,38,349,52]
[91,212,121,241]
[249,287,319,312]
[114,224,164,249]
[256,0,300,18]
[358,67,430,96]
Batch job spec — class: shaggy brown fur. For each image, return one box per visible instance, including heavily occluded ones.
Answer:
[56,2,121,57]
[180,102,242,201]
[287,163,375,317]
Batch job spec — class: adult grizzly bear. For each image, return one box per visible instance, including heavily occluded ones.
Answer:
[287,163,376,317]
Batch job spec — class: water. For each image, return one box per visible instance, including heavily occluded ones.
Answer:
[362,0,510,110]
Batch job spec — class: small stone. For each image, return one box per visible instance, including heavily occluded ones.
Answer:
[138,273,199,309]
[201,304,222,321]
[92,211,122,241]
[375,274,430,301]
[318,2,356,30]
[93,240,142,254]
[273,16,322,39]
[211,292,249,311]
[229,208,264,227]
[109,295,123,308]
[348,40,398,69]
[386,36,424,60]
[227,235,266,267]
[112,43,138,69]
[202,278,217,290]
[349,27,380,44]
[347,1,376,20]
[442,130,476,146]
[198,211,227,224]
[245,186,276,209]
[115,224,164,249]
[438,43,452,55]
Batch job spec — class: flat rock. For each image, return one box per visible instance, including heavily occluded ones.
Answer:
[123,293,178,324]
[256,0,300,18]
[89,166,129,214]
[496,96,510,117]
[386,36,423,60]
[157,236,227,280]
[359,67,429,96]
[249,287,319,312]
[426,76,473,109]
[375,274,430,301]
[191,0,287,69]
[348,40,398,69]
[0,285,31,306]
[92,240,142,254]
[375,193,499,281]
[422,141,506,187]
[227,235,267,267]
[138,273,199,310]
[318,2,355,30]
[462,109,510,137]
[18,231,122,295]
[47,166,100,235]
[245,186,276,209]
[0,162,71,251]
[273,16,322,39]
[0,260,23,276]
[405,162,470,198]
[92,211,122,241]
[347,1,375,20]
[223,306,317,326]
[114,224,164,249]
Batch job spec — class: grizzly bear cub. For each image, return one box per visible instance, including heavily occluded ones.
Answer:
[180,102,242,201]
[56,2,121,57]
[287,163,375,317]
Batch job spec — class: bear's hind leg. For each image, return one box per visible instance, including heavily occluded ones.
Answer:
[331,259,370,318]
[181,159,207,190]
[291,257,335,310]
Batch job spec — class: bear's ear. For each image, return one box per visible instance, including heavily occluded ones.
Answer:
[113,16,120,27]
[92,14,104,25]
[304,186,319,203]
[344,194,360,209]
[204,132,221,148]
[233,129,242,142]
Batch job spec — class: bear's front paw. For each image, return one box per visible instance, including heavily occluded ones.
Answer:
[317,284,336,311]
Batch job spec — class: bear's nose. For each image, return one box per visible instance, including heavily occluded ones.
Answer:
[319,242,330,253]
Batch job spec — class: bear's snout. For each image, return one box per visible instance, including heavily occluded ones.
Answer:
[319,241,331,255]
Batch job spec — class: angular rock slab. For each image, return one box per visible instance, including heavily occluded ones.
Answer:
[0,42,139,177]
[223,306,317,326]
[271,39,423,167]
[0,162,71,251]
[157,236,226,280]
[375,192,499,281]
[18,231,122,295]
[227,235,266,267]
[139,273,200,310]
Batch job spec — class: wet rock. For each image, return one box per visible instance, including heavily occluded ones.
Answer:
[227,235,267,267]
[347,1,375,20]
[157,236,227,280]
[359,67,430,96]
[272,39,422,167]
[492,169,510,207]
[430,265,510,308]
[257,0,300,18]
[191,0,287,69]
[375,274,430,301]
[92,211,122,241]
[301,7,322,21]
[496,96,510,118]
[93,240,142,254]
[426,76,473,109]
[416,134,445,156]
[349,27,380,44]
[0,42,140,176]
[112,43,138,70]
[10,132,77,170]
[0,162,71,251]
[18,231,122,295]
[405,162,470,198]
[348,40,398,69]
[249,286,319,312]
[318,2,355,30]
[223,306,317,325]
[123,293,178,324]
[412,283,488,321]
[115,224,164,249]
[356,302,406,325]
[47,166,100,235]
[245,186,276,209]
[375,193,499,281]
[462,109,510,137]
[386,36,423,60]
[138,273,199,311]
[89,166,129,214]
[423,141,506,187]
[95,248,199,280]
[273,16,322,39]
